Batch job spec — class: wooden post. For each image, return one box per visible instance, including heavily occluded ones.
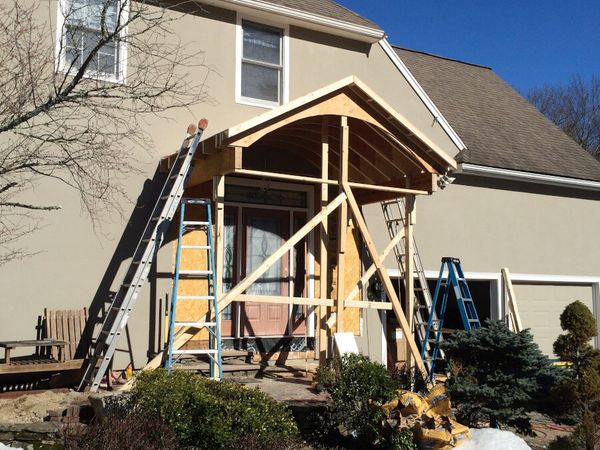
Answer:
[336,116,349,333]
[319,118,329,365]
[343,184,429,383]
[404,194,415,368]
[213,175,225,377]
[501,268,523,332]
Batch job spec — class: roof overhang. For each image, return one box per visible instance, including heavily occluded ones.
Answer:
[202,0,385,43]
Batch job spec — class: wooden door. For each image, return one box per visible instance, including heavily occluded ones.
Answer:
[241,209,290,336]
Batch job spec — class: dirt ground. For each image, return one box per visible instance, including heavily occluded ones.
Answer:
[0,389,90,423]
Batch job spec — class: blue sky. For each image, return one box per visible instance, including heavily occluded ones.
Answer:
[341,0,600,94]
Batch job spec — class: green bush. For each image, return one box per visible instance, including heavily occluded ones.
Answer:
[132,370,299,449]
[441,319,563,432]
[314,354,414,449]
[551,301,600,450]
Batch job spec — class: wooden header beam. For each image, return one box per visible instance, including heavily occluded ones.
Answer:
[232,168,430,195]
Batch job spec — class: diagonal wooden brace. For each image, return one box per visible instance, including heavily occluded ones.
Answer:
[342,182,429,383]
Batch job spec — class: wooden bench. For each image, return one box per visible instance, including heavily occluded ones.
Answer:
[0,308,89,376]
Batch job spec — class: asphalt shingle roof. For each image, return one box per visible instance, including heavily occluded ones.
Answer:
[262,0,381,30]
[395,47,600,182]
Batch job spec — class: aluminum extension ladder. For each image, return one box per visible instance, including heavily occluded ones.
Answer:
[421,257,481,380]
[165,198,222,379]
[78,119,209,392]
[380,198,443,374]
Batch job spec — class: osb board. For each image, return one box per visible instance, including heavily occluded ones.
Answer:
[330,219,361,336]
[171,184,214,341]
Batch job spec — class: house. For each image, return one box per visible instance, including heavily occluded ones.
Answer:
[0,0,598,376]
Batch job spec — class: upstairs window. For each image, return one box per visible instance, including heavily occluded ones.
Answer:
[57,0,126,82]
[237,20,287,107]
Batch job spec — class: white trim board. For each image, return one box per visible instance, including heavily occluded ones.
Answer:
[456,163,600,192]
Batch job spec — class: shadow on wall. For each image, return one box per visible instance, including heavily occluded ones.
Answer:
[76,164,175,369]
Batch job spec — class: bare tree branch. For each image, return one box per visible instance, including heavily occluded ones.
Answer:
[0,0,211,265]
[528,75,600,160]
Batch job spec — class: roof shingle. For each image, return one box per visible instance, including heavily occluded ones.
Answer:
[395,47,600,182]
[261,0,381,30]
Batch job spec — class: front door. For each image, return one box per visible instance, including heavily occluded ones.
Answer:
[241,208,290,336]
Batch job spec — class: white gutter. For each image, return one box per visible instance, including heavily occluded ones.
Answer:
[379,39,467,152]
[456,163,600,191]
[212,0,385,42]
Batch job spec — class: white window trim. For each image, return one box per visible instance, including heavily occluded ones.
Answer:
[55,0,129,84]
[235,13,289,109]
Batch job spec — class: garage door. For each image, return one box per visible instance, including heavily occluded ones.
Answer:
[514,284,594,357]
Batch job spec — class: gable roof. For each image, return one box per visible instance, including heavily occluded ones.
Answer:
[262,0,380,29]
[395,47,600,182]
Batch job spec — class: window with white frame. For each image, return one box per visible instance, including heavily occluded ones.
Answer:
[58,0,126,81]
[239,20,285,106]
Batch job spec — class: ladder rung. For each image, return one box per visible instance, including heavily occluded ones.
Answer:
[179,270,213,277]
[183,221,209,227]
[177,295,213,300]
[175,321,216,327]
[181,245,211,249]
[172,349,218,355]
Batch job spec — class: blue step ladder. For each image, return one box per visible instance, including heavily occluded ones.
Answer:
[420,257,481,381]
[165,198,223,379]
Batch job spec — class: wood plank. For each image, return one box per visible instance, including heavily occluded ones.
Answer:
[236,294,334,307]
[0,359,84,375]
[404,195,415,368]
[502,268,523,332]
[213,175,225,377]
[319,117,329,366]
[343,183,429,383]
[345,300,393,310]
[218,192,346,312]
[336,116,349,333]
[231,168,428,195]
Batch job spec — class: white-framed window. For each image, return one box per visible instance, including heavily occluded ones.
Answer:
[236,17,289,108]
[56,0,128,82]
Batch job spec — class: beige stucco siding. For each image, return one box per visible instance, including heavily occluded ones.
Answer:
[366,176,600,277]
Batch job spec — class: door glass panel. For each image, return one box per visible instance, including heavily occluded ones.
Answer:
[246,217,283,296]
[221,214,235,320]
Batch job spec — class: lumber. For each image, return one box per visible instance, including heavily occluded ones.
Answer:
[336,116,349,332]
[343,183,429,383]
[236,294,334,307]
[501,268,523,332]
[231,169,428,195]
[345,300,393,310]
[404,195,415,368]
[143,193,347,373]
[319,117,329,365]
